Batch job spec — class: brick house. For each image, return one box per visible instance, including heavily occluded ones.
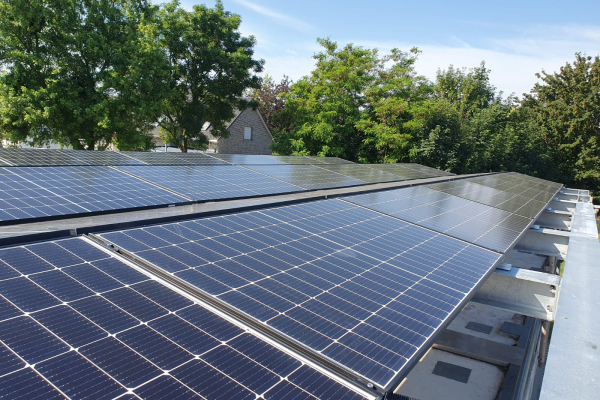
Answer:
[152,107,273,154]
[204,108,272,154]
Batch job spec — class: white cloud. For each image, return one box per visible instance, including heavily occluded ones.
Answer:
[232,0,316,34]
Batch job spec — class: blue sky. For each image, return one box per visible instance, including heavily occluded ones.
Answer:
[180,0,600,97]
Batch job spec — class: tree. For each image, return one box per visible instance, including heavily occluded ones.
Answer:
[272,39,429,161]
[250,74,292,133]
[157,0,263,152]
[0,0,167,150]
[522,54,600,192]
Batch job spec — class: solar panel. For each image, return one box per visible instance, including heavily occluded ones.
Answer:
[98,199,501,391]
[117,165,305,201]
[316,165,406,184]
[0,237,369,400]
[398,164,454,177]
[208,154,286,165]
[122,151,230,165]
[343,186,532,253]
[428,178,552,218]
[366,164,448,180]
[0,166,187,223]
[264,155,355,165]
[468,173,562,204]
[0,148,145,166]
[245,165,367,190]
[303,156,355,164]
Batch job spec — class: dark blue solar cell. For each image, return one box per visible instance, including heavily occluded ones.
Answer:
[261,247,305,266]
[62,264,122,293]
[28,270,94,302]
[79,337,161,388]
[0,277,60,312]
[338,333,406,370]
[26,242,84,268]
[310,258,358,280]
[268,315,332,351]
[163,223,207,241]
[175,269,230,295]
[232,254,281,276]
[100,232,151,252]
[135,249,189,273]
[246,251,294,271]
[296,263,346,285]
[364,315,426,348]
[238,284,295,313]
[69,296,139,334]
[218,291,278,321]
[125,230,171,248]
[36,351,126,400]
[0,261,20,281]
[213,259,265,281]
[322,343,394,386]
[158,246,207,268]
[0,316,69,363]
[197,238,242,258]
[135,375,203,399]
[143,226,189,245]
[196,264,249,288]
[302,300,360,330]
[0,296,22,321]
[289,365,367,400]
[0,342,25,376]
[148,314,220,355]
[377,308,435,337]
[91,258,148,285]
[0,368,65,400]
[55,239,108,262]
[32,306,107,348]
[340,281,390,306]
[264,380,314,400]
[171,359,254,400]
[285,268,336,291]
[228,333,301,376]
[328,287,381,313]
[178,242,225,263]
[201,345,280,393]
[286,307,347,340]
[256,279,309,304]
[130,280,193,311]
[314,292,372,321]
[177,305,244,341]
[227,232,270,251]
[0,247,54,274]
[212,235,255,254]
[352,324,416,359]
[102,288,168,322]
[117,325,193,370]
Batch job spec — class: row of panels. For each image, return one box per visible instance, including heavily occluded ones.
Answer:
[98,199,502,390]
[0,164,451,224]
[0,148,354,166]
[0,237,369,400]
[0,171,561,398]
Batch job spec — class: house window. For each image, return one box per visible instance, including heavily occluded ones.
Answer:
[244,127,252,140]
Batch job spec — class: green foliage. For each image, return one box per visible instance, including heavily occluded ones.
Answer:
[522,54,600,193]
[0,0,167,150]
[157,0,263,152]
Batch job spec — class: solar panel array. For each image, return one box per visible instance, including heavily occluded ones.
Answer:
[0,148,145,166]
[245,165,367,190]
[0,167,187,223]
[367,164,454,180]
[343,186,533,253]
[0,237,369,400]
[117,165,304,201]
[122,151,230,166]
[316,165,407,184]
[99,199,501,390]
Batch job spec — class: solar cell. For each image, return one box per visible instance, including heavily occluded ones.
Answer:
[0,166,188,223]
[316,165,407,183]
[428,174,560,218]
[207,154,286,164]
[123,151,230,165]
[245,165,367,190]
[117,165,305,201]
[99,199,501,390]
[366,164,447,180]
[0,148,145,166]
[0,237,369,400]
[344,186,532,253]
[302,156,355,164]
